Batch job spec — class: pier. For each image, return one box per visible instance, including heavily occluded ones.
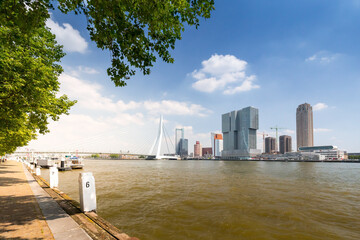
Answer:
[0,160,138,240]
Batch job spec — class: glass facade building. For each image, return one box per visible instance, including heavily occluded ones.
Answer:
[222,106,261,159]
[175,128,184,155]
[179,138,188,157]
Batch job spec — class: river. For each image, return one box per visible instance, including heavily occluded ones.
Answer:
[41,160,360,240]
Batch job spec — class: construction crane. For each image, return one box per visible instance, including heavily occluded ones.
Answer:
[257,132,268,153]
[270,126,285,152]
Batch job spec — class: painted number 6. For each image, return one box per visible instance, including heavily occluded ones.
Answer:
[86,181,90,188]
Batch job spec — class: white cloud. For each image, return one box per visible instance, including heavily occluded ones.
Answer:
[144,100,211,117]
[68,66,99,77]
[314,128,332,132]
[46,18,88,53]
[223,75,260,95]
[59,74,118,112]
[313,103,328,111]
[27,72,213,153]
[305,51,338,64]
[191,54,259,94]
[106,113,144,126]
[59,74,210,117]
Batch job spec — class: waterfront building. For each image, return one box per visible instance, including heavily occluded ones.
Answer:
[194,141,202,157]
[175,128,184,155]
[279,135,292,154]
[260,152,325,161]
[265,137,276,154]
[202,147,212,158]
[211,133,223,158]
[298,145,348,160]
[221,106,261,159]
[179,138,188,157]
[296,103,314,150]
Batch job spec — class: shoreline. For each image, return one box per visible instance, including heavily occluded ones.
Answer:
[23,162,139,240]
[86,158,360,163]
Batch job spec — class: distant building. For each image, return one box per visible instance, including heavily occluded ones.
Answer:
[296,103,314,150]
[265,137,276,154]
[222,106,261,159]
[179,138,188,157]
[211,133,223,158]
[194,141,202,157]
[202,147,212,158]
[175,128,184,155]
[279,135,292,154]
[299,145,347,160]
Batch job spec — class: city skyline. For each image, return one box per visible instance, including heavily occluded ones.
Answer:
[23,1,360,153]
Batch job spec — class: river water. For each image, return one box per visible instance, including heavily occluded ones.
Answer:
[41,160,360,240]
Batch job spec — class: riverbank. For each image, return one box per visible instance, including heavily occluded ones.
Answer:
[88,157,360,163]
[0,160,138,240]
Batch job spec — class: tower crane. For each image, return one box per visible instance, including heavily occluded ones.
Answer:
[270,126,285,152]
[257,132,268,153]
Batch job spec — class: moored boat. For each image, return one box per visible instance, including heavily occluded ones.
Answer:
[69,156,84,169]
[58,157,72,171]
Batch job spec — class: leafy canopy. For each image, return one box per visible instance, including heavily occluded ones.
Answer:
[57,0,215,86]
[0,0,214,155]
[0,1,75,155]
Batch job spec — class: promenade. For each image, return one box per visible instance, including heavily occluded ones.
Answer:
[0,160,91,239]
[0,160,54,239]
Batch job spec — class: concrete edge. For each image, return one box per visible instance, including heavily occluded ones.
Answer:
[25,165,139,240]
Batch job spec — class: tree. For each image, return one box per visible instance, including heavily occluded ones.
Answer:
[0,0,214,155]
[57,0,215,86]
[0,1,75,155]
[109,154,120,159]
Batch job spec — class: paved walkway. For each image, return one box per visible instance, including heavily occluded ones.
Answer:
[0,160,91,240]
[0,160,53,239]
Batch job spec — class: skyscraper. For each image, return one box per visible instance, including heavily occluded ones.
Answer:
[179,138,188,157]
[279,135,292,154]
[194,141,202,157]
[211,133,223,158]
[222,106,261,159]
[175,128,184,155]
[265,137,276,153]
[296,103,314,150]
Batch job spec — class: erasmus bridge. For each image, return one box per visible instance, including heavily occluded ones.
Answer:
[16,116,179,160]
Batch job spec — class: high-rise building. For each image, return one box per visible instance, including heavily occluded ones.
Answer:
[296,103,314,150]
[179,138,188,157]
[194,141,202,157]
[222,106,261,159]
[175,128,184,155]
[211,133,223,158]
[265,137,276,154]
[279,135,292,154]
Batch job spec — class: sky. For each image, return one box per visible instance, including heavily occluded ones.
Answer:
[24,0,360,154]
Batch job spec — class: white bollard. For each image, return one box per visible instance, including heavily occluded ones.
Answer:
[30,165,34,171]
[49,166,58,188]
[79,172,97,212]
[35,167,41,176]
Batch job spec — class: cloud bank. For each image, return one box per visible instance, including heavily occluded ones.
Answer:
[191,54,260,95]
[46,18,88,53]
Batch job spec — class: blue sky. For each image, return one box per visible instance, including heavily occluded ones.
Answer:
[25,1,360,153]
